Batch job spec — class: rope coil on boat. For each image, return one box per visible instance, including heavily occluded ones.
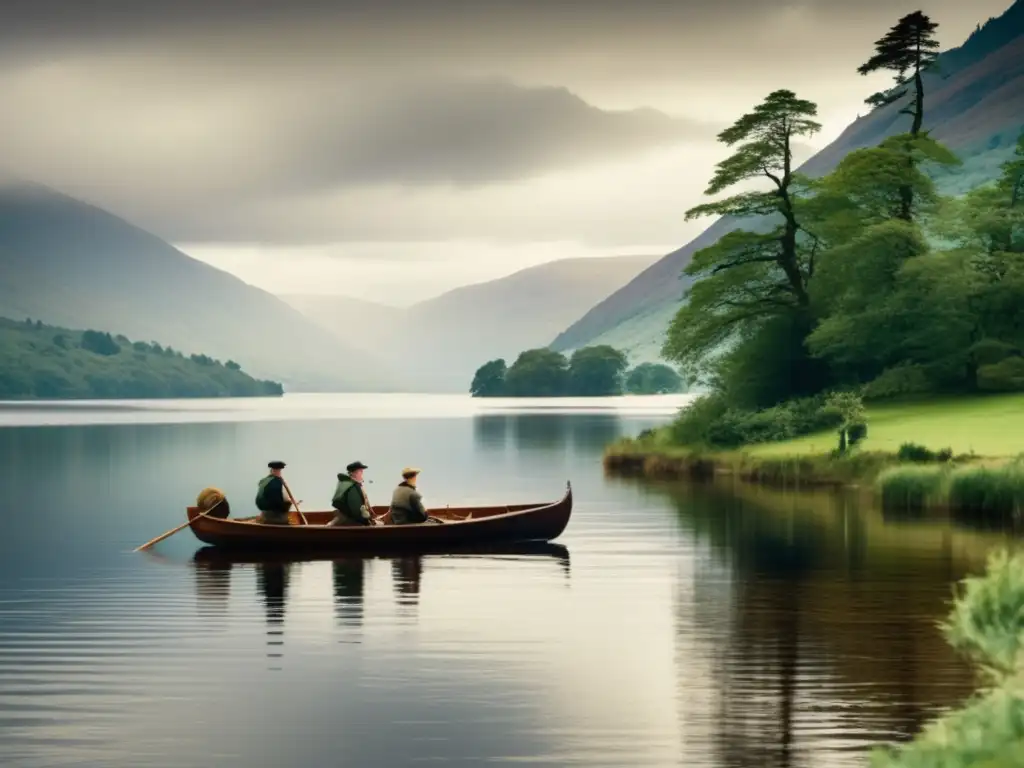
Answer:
[196,487,231,519]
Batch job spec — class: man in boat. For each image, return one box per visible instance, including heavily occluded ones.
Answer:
[255,460,295,525]
[389,467,441,525]
[329,461,373,526]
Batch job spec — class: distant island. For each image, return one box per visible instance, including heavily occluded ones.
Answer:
[470,345,683,397]
[0,316,283,400]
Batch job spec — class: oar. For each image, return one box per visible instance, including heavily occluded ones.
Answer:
[135,497,224,552]
[282,479,308,525]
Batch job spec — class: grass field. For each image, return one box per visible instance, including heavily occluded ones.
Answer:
[748,394,1024,458]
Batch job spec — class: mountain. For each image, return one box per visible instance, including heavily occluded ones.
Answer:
[550,0,1024,364]
[283,255,659,392]
[0,180,397,392]
[273,295,405,360]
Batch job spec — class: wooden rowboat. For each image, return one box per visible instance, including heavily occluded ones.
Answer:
[185,481,573,552]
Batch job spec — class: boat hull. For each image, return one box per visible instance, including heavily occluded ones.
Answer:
[186,482,572,553]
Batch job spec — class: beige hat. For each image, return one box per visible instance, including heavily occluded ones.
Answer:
[401,466,421,478]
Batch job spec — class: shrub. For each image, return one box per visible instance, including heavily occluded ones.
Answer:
[896,442,953,463]
[669,393,844,449]
[977,356,1024,392]
[848,422,868,445]
[862,364,933,400]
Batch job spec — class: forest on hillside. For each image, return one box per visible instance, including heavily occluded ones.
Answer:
[661,11,1024,450]
[0,316,283,399]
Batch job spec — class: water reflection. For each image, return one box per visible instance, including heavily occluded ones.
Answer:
[255,562,290,669]
[332,558,367,629]
[192,552,231,615]
[642,479,1014,767]
[473,412,622,452]
[190,542,572,643]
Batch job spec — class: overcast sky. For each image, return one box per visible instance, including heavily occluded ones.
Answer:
[0,0,1014,303]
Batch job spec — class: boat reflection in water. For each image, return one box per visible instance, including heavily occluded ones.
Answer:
[191,541,571,660]
[332,557,367,631]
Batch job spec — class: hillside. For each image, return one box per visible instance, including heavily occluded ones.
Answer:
[0,316,282,399]
[283,255,659,392]
[0,180,398,393]
[550,0,1024,363]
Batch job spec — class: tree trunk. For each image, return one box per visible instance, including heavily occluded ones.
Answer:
[911,69,924,137]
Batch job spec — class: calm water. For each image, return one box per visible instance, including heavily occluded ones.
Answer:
[0,393,1016,767]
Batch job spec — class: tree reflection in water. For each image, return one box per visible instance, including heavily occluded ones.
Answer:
[652,480,1000,767]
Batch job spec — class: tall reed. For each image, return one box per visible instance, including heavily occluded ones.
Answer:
[876,465,947,512]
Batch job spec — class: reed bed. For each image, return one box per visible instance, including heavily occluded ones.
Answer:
[876,461,1024,524]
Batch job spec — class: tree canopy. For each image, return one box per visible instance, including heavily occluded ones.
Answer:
[469,346,678,398]
[625,363,683,395]
[658,13,1024,449]
[0,316,283,399]
[664,88,824,393]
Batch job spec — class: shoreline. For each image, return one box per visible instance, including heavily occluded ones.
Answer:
[603,439,1024,529]
[602,440,896,489]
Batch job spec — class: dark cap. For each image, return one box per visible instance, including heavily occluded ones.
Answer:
[346,461,368,473]
[268,461,286,470]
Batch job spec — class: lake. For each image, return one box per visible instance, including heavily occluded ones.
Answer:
[0,393,1015,767]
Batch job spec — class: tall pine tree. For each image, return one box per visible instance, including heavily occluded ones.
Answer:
[857,10,940,136]
[662,90,823,387]
[857,11,941,221]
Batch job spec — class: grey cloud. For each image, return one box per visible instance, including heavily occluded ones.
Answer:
[0,70,716,242]
[0,0,1007,248]
[0,0,1000,65]
[274,79,717,189]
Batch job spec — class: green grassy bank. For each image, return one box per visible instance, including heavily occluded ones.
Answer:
[604,395,1024,516]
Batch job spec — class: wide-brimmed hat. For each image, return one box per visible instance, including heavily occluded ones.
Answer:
[401,466,421,478]
[347,461,368,473]
[268,460,286,470]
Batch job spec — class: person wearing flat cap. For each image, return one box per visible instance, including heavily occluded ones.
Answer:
[329,461,373,526]
[255,460,295,525]
[389,467,437,525]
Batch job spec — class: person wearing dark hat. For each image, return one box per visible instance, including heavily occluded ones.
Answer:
[329,461,373,526]
[388,467,437,525]
[255,460,295,525]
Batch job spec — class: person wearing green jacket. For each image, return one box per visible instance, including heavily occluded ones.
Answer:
[329,461,372,526]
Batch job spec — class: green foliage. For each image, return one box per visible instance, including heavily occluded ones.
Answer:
[977,357,1024,392]
[669,392,844,449]
[823,390,866,454]
[870,549,1024,767]
[862,364,934,400]
[857,11,939,132]
[947,465,1024,521]
[625,362,683,394]
[896,442,953,463]
[503,348,570,397]
[470,345,672,398]
[663,89,822,387]
[80,329,120,356]
[653,33,1021,455]
[567,345,629,396]
[876,465,946,511]
[470,358,507,397]
[0,316,282,399]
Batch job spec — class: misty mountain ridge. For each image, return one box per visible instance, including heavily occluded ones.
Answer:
[282,255,659,392]
[550,0,1024,363]
[0,178,398,392]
